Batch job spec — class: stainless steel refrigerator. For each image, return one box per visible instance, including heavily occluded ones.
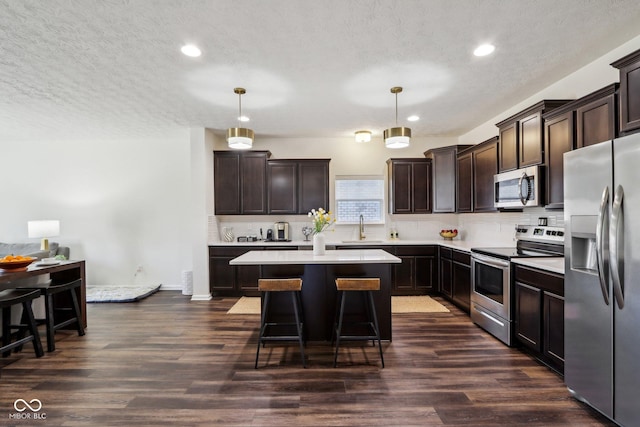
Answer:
[564,132,640,426]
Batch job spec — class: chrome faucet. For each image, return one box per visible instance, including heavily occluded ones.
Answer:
[359,214,365,240]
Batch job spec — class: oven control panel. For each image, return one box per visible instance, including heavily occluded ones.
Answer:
[515,225,565,243]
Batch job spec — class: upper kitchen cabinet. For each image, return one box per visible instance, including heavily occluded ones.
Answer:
[425,145,472,213]
[297,160,330,213]
[496,100,572,172]
[456,149,474,213]
[387,159,431,214]
[543,104,575,210]
[575,84,618,148]
[267,159,330,215]
[611,49,640,135]
[455,138,498,213]
[214,151,271,215]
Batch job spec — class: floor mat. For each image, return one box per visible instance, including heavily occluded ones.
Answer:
[86,285,161,303]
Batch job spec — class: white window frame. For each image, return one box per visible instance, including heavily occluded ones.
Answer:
[334,175,386,225]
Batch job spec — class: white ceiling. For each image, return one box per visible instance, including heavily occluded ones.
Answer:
[2,0,640,142]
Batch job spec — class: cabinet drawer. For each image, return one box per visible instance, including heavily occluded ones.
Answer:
[452,250,470,265]
[514,265,563,296]
[395,245,437,256]
[209,246,254,257]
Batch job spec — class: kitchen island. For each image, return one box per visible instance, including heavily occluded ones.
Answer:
[230,249,401,341]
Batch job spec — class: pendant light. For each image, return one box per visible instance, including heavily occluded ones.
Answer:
[227,87,254,149]
[383,86,411,149]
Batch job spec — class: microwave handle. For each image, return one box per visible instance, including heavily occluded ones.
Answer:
[518,172,530,205]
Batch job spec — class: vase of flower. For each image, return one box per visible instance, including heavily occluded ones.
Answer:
[309,207,335,256]
[313,232,326,255]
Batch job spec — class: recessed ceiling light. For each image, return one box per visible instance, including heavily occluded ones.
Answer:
[474,44,495,57]
[181,44,202,57]
[407,115,420,122]
[238,115,250,122]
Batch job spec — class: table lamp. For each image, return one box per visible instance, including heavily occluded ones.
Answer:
[28,220,60,251]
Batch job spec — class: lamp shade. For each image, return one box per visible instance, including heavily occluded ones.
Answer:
[28,220,60,251]
[28,220,60,238]
[227,127,254,149]
[383,126,411,149]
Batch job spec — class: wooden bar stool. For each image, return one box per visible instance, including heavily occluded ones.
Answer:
[333,278,384,368]
[19,279,85,352]
[255,278,306,368]
[0,289,44,360]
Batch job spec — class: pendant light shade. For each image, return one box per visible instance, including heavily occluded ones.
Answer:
[384,87,411,149]
[227,88,254,149]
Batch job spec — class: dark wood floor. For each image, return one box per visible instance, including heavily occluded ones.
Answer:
[0,291,614,426]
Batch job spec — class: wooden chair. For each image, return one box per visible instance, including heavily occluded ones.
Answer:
[0,289,44,360]
[19,279,85,352]
[255,278,306,368]
[333,278,384,368]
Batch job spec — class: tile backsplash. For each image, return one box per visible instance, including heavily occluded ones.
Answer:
[211,207,564,245]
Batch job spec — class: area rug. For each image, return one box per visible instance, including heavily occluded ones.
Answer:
[226,296,449,314]
[86,285,161,303]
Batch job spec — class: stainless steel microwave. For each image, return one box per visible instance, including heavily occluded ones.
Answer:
[494,165,543,208]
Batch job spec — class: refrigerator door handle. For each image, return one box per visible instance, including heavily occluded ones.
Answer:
[610,185,625,309]
[596,186,610,305]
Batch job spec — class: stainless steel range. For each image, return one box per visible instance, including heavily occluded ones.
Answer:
[470,225,564,345]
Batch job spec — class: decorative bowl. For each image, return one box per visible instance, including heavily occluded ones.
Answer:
[439,230,458,241]
[0,256,35,271]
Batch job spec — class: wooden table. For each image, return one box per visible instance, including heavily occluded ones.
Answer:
[0,260,87,328]
[230,249,400,341]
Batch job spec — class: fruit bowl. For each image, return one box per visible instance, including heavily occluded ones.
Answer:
[439,229,458,240]
[0,256,35,271]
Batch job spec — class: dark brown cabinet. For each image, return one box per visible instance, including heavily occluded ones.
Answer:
[297,160,330,213]
[472,137,499,212]
[576,84,618,148]
[214,151,271,215]
[543,108,574,210]
[209,246,293,296]
[425,145,472,213]
[496,100,571,172]
[514,264,564,373]
[439,247,471,312]
[387,159,432,214]
[612,49,640,135]
[266,159,330,214]
[456,150,473,213]
[393,245,437,295]
[267,160,298,214]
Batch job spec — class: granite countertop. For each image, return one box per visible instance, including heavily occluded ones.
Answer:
[229,249,402,265]
[511,257,565,275]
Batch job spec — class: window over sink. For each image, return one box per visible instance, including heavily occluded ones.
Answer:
[335,175,385,224]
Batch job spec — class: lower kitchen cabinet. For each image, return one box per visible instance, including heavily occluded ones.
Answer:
[514,264,564,373]
[439,247,471,312]
[209,246,292,296]
[392,245,438,295]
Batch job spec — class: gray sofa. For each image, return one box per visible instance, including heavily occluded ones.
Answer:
[0,242,70,260]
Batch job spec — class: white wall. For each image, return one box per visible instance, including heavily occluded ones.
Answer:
[0,132,192,289]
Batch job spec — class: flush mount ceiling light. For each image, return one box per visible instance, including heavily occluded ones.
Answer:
[474,43,495,57]
[227,87,254,150]
[181,44,201,57]
[383,87,411,149]
[355,130,372,143]
[407,115,420,122]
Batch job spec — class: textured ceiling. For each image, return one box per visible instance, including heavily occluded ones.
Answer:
[1,0,640,141]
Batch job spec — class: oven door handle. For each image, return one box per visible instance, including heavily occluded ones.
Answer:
[471,253,510,268]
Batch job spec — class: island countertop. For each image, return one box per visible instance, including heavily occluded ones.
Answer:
[229,249,401,265]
